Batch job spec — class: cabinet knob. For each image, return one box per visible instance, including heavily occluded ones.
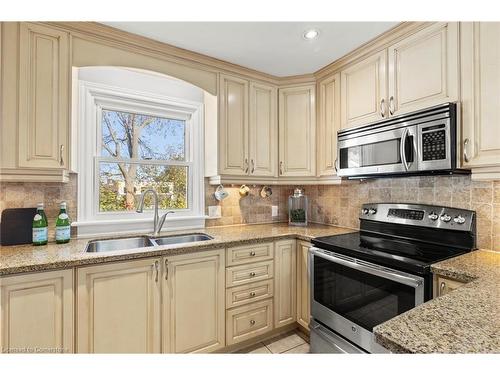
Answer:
[249,251,256,257]
[250,292,256,297]
[440,281,446,296]
[249,272,256,277]
[250,320,256,325]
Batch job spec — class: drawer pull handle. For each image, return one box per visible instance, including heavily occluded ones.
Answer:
[250,320,256,325]
[250,272,256,277]
[250,292,256,297]
[250,251,256,256]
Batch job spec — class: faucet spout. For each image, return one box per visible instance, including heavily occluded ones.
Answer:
[136,189,174,236]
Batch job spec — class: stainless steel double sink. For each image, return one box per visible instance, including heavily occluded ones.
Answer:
[85,233,214,253]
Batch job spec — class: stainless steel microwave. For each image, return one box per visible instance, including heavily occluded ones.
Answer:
[336,103,468,179]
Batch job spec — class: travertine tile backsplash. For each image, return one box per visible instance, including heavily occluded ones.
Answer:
[205,175,500,251]
[1,174,499,251]
[0,175,78,240]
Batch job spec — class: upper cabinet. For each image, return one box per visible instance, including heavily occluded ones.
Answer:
[0,22,71,182]
[460,22,500,178]
[388,22,459,116]
[317,73,341,177]
[249,82,278,177]
[218,74,278,178]
[340,50,387,129]
[278,84,316,177]
[218,74,249,176]
[340,22,459,129]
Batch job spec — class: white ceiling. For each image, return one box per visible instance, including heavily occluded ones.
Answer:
[102,22,399,77]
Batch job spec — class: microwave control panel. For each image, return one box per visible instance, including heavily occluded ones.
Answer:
[422,125,446,161]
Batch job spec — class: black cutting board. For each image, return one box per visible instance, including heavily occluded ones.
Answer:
[1,208,37,246]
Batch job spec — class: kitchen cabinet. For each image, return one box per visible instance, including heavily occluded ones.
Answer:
[162,249,225,353]
[226,298,273,345]
[296,240,311,331]
[0,22,71,182]
[340,50,387,129]
[218,74,278,178]
[77,258,161,353]
[388,22,458,116]
[278,84,316,177]
[274,239,297,328]
[0,269,73,353]
[218,74,249,176]
[434,275,465,298]
[460,22,500,178]
[317,73,341,177]
[249,82,278,177]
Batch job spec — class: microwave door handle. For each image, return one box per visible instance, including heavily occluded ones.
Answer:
[400,128,409,171]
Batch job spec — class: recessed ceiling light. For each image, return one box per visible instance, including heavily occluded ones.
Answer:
[303,29,320,40]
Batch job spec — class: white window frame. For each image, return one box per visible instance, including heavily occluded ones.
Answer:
[75,81,205,237]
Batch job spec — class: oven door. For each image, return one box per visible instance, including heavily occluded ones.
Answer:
[337,125,418,177]
[309,247,425,353]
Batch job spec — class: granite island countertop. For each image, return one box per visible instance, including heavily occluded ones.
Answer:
[0,223,354,276]
[373,250,500,353]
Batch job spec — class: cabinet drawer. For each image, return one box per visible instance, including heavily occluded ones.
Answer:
[226,279,274,309]
[226,260,274,288]
[226,299,273,345]
[226,242,274,266]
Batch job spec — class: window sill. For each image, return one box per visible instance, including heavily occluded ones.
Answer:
[74,215,206,238]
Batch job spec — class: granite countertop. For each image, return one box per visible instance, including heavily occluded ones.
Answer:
[0,223,353,276]
[374,250,500,353]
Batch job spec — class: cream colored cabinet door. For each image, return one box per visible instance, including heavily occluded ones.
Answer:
[278,84,316,177]
[341,50,387,129]
[274,239,297,328]
[163,249,225,353]
[219,74,249,176]
[0,269,73,354]
[388,22,459,116]
[317,73,341,177]
[296,240,311,331]
[18,22,70,169]
[77,258,161,353]
[434,275,465,298]
[461,22,500,172]
[249,82,278,177]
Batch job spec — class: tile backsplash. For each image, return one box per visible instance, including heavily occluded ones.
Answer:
[205,175,500,251]
[1,174,499,251]
[0,175,78,240]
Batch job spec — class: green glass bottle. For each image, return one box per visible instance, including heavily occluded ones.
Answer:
[32,203,48,246]
[55,202,71,244]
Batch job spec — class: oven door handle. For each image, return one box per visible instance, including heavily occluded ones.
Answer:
[309,248,424,289]
[400,127,410,171]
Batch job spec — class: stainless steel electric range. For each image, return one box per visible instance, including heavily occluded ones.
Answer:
[309,203,476,353]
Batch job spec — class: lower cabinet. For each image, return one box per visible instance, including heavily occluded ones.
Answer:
[76,258,162,353]
[434,275,465,298]
[76,249,225,353]
[274,239,297,328]
[0,269,74,353]
[163,249,225,353]
[226,299,273,345]
[296,240,312,330]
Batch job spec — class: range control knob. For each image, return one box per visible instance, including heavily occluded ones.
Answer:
[361,208,369,215]
[453,215,466,224]
[368,208,377,215]
[428,212,439,221]
[440,214,452,222]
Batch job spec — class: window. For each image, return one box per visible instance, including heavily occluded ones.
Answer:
[76,78,204,236]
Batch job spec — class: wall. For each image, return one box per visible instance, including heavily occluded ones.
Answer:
[205,175,500,251]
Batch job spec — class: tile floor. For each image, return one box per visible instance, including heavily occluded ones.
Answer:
[237,331,310,354]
